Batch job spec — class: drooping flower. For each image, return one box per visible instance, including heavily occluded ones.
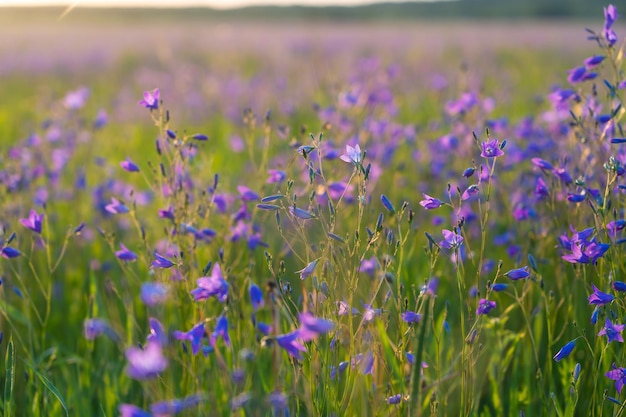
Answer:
[190,263,229,302]
[419,194,442,210]
[139,88,160,110]
[297,259,319,280]
[553,339,576,362]
[480,139,504,158]
[151,252,175,269]
[476,299,496,315]
[607,363,626,394]
[174,322,206,356]
[598,318,625,343]
[115,243,137,262]
[210,315,231,347]
[298,312,334,342]
[147,317,168,346]
[339,144,362,165]
[125,341,168,380]
[588,284,614,305]
[19,210,43,234]
[275,331,307,359]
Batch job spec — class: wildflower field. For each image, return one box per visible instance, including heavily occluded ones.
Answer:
[1,4,626,417]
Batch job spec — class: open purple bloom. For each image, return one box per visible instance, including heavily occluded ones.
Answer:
[588,284,614,305]
[125,341,168,380]
[191,263,229,302]
[297,259,319,280]
[115,243,137,262]
[140,282,170,306]
[480,139,504,158]
[276,331,307,359]
[151,252,175,269]
[476,299,496,315]
[504,266,530,280]
[104,197,129,214]
[607,363,626,394]
[553,339,576,362]
[210,315,231,347]
[440,229,464,250]
[598,318,625,343]
[419,193,442,210]
[298,312,334,342]
[19,210,43,234]
[174,322,205,355]
[119,404,151,417]
[339,143,362,165]
[139,88,159,110]
[121,158,140,172]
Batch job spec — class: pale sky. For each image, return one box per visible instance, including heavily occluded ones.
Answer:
[0,0,442,8]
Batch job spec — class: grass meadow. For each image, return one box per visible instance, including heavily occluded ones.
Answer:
[0,5,625,417]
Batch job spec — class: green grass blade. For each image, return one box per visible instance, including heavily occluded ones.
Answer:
[21,359,69,417]
[4,339,15,417]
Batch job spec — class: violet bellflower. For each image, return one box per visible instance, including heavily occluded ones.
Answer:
[598,318,625,343]
[139,88,160,110]
[476,299,496,315]
[297,259,319,280]
[588,284,614,305]
[104,197,129,214]
[553,339,576,362]
[173,321,206,356]
[419,193,442,210]
[119,404,151,417]
[298,312,334,342]
[19,210,43,234]
[140,282,170,306]
[115,243,138,262]
[339,144,362,166]
[210,315,231,347]
[606,363,626,394]
[504,266,530,280]
[249,282,264,310]
[190,263,229,302]
[480,139,504,158]
[151,252,175,269]
[1,247,20,259]
[125,341,168,380]
[120,158,140,172]
[147,317,168,346]
[275,331,307,360]
[440,229,464,250]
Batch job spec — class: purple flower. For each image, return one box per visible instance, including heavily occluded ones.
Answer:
[119,404,151,417]
[104,197,129,214]
[419,194,442,210]
[147,317,168,346]
[504,266,530,280]
[83,318,112,340]
[174,322,205,355]
[605,5,618,28]
[584,55,605,68]
[276,331,307,359]
[567,66,587,83]
[531,158,554,170]
[297,259,319,280]
[298,312,334,342]
[588,284,614,305]
[140,282,169,306]
[613,281,626,292]
[553,339,576,362]
[387,394,403,405]
[151,252,175,269]
[359,257,379,277]
[401,311,422,323]
[125,341,168,380]
[461,185,479,201]
[19,210,43,234]
[150,394,204,415]
[210,315,231,347]
[249,283,264,310]
[121,158,140,172]
[606,363,626,394]
[139,88,160,110]
[339,143,362,165]
[480,139,504,158]
[440,229,463,250]
[115,243,137,262]
[1,247,20,259]
[191,263,229,302]
[476,299,496,315]
[598,318,625,343]
[237,185,259,202]
[266,169,286,184]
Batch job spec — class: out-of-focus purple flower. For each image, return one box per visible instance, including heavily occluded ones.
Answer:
[121,158,140,172]
[567,66,587,83]
[1,247,20,259]
[298,312,334,342]
[139,88,160,110]
[607,220,626,236]
[19,210,43,234]
[480,139,504,158]
[588,284,614,305]
[476,299,496,315]
[151,252,175,269]
[63,86,89,110]
[249,283,264,310]
[105,197,129,214]
[150,394,204,416]
[174,322,205,356]
[147,317,168,346]
[535,177,549,199]
[584,55,605,68]
[613,281,626,292]
[387,394,403,405]
[504,266,530,280]
[192,133,208,141]
[491,283,508,292]
[115,243,137,262]
[276,331,307,359]
[598,318,625,343]
[339,144,362,165]
[605,5,618,28]
[462,167,475,178]
[237,185,259,202]
[140,282,170,306]
[268,391,289,415]
[158,207,175,220]
[297,259,319,280]
[401,311,422,323]
[267,169,286,184]
[191,263,229,302]
[607,363,626,394]
[531,158,554,170]
[461,185,479,201]
[210,315,231,347]
[553,339,576,362]
[440,229,463,250]
[83,318,112,340]
[419,193,442,210]
[119,404,151,417]
[125,341,168,380]
[359,257,378,277]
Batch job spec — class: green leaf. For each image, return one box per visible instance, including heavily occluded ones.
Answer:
[20,359,69,417]
[4,340,15,417]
